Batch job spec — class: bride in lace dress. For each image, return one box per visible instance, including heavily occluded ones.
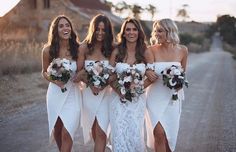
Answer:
[145,19,188,152]
[109,18,155,152]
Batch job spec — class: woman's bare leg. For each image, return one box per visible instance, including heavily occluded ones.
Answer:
[60,126,73,152]
[153,122,169,152]
[92,118,106,152]
[54,117,63,151]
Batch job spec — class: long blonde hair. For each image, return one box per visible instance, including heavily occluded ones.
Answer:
[150,18,179,45]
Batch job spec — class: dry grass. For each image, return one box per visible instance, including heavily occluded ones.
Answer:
[0,40,44,75]
[187,38,211,53]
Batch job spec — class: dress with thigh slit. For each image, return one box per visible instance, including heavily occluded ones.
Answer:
[146,62,184,151]
[81,60,112,144]
[46,60,82,143]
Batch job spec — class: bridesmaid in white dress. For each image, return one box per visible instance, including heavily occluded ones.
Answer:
[145,19,188,152]
[109,18,154,152]
[41,15,82,152]
[76,14,114,152]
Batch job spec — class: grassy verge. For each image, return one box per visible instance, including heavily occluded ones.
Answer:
[0,40,44,75]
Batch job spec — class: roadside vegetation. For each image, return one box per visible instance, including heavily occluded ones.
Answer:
[0,40,43,75]
[209,15,236,59]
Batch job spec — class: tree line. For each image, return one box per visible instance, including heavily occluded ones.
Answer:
[104,0,189,21]
[206,15,236,45]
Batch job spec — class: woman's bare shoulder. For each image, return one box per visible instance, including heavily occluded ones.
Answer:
[178,44,188,55]
[42,45,50,54]
[144,47,154,56]
[148,44,161,53]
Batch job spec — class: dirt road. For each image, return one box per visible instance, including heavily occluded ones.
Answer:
[0,34,235,152]
[176,34,236,152]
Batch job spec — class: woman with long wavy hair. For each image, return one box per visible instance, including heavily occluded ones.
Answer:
[109,18,155,152]
[146,18,188,152]
[75,14,114,152]
[41,15,82,152]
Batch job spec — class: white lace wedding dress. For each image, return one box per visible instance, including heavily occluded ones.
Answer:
[109,63,146,152]
[146,62,184,151]
[46,60,82,142]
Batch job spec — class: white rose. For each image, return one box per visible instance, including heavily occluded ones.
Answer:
[134,78,139,84]
[118,80,123,85]
[169,79,177,86]
[104,74,109,79]
[124,76,132,82]
[121,87,126,95]
[51,69,57,75]
[94,80,100,86]
[174,69,181,75]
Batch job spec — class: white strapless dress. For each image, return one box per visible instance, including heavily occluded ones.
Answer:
[146,62,184,151]
[109,63,146,152]
[81,60,113,144]
[46,60,82,142]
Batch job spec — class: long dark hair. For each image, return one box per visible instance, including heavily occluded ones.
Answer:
[116,18,147,64]
[46,15,79,61]
[83,14,114,58]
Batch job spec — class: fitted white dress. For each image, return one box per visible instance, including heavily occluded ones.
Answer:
[81,60,112,144]
[109,63,146,152]
[146,62,184,151]
[46,60,82,142]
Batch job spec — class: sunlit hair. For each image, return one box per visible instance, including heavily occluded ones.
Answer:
[83,14,114,58]
[116,18,147,63]
[150,18,179,45]
[46,15,79,61]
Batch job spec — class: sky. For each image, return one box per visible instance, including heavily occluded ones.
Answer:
[0,0,235,22]
[105,0,236,22]
[0,0,20,17]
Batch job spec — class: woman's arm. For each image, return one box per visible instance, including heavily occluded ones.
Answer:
[73,43,87,83]
[144,47,158,83]
[180,45,188,71]
[41,46,65,88]
[108,48,123,96]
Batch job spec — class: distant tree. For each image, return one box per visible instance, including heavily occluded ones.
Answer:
[104,0,114,11]
[113,1,130,16]
[177,4,189,22]
[130,4,144,19]
[216,15,236,45]
[205,23,217,39]
[146,4,157,20]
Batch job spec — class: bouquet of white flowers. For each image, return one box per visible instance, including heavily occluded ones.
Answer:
[116,67,145,103]
[161,65,188,100]
[47,58,72,92]
[85,61,114,89]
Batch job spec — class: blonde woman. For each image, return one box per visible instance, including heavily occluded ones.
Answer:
[146,18,188,152]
